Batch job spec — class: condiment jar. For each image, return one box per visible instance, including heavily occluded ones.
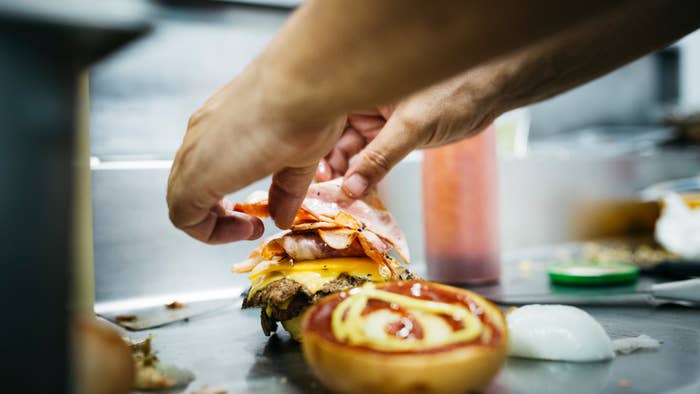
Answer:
[422,125,500,284]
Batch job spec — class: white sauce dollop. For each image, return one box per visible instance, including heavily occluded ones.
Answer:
[507,304,614,362]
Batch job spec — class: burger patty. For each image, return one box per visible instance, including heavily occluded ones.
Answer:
[243,268,417,336]
[243,273,366,336]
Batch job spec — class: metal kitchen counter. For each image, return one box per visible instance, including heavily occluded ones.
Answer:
[106,244,700,394]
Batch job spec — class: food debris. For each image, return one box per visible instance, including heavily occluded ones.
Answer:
[134,361,175,390]
[128,336,175,389]
[191,385,227,394]
[165,301,186,309]
[123,335,194,390]
[613,335,661,354]
[115,315,137,322]
[618,378,631,388]
[123,335,153,354]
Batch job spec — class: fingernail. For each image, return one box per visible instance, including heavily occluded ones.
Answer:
[343,174,368,197]
[317,160,327,175]
[248,219,264,240]
[315,160,330,182]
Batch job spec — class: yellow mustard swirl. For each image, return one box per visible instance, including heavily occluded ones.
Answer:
[331,283,484,351]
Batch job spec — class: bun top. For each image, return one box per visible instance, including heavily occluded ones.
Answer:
[303,280,505,354]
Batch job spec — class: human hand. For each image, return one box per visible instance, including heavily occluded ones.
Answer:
[316,72,499,196]
[167,66,346,244]
[315,106,394,182]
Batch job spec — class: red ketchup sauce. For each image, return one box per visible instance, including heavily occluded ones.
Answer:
[305,281,502,354]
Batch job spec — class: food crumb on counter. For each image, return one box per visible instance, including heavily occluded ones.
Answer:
[126,335,175,389]
[123,335,194,390]
[115,315,137,322]
[613,335,661,355]
[165,301,186,309]
[191,384,227,394]
[618,378,631,388]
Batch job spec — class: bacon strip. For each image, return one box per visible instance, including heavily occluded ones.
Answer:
[234,179,410,262]
[232,231,289,273]
[280,233,365,261]
[318,228,357,250]
[233,179,410,277]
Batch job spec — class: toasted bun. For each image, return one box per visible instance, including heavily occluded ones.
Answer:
[301,281,508,394]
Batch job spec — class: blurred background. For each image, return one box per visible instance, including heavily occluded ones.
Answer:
[88,1,700,301]
[3,2,698,392]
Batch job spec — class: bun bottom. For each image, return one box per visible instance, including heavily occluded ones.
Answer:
[302,333,507,394]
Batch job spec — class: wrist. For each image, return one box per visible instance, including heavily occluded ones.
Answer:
[414,70,503,146]
[233,54,345,167]
[253,50,339,130]
[454,67,510,124]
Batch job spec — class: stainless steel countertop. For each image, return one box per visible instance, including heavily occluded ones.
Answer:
[110,245,700,394]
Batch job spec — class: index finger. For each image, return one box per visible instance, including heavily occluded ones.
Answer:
[269,164,317,229]
[181,207,264,244]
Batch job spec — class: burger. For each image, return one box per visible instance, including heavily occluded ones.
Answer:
[301,280,509,394]
[232,179,415,340]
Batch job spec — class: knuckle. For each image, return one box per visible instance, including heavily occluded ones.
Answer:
[166,189,181,227]
[187,108,208,129]
[272,182,305,201]
[167,203,184,228]
[362,148,391,173]
[166,194,191,230]
[186,115,198,129]
[166,178,187,229]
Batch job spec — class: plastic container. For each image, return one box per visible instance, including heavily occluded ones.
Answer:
[422,125,500,284]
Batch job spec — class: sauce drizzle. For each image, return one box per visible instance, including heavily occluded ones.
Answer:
[306,280,502,354]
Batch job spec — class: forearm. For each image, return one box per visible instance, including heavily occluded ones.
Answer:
[470,0,700,116]
[334,1,698,199]
[257,0,620,123]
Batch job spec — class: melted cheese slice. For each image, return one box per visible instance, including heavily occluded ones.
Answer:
[248,257,386,299]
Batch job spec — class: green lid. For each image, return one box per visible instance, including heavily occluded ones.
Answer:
[548,260,640,286]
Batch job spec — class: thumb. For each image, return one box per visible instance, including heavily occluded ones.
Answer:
[341,116,420,197]
[269,163,318,229]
